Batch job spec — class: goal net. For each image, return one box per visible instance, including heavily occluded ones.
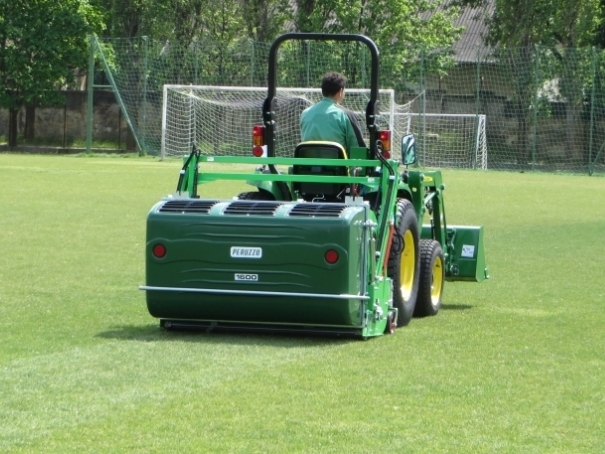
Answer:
[161,85,395,159]
[394,110,487,169]
[161,85,487,169]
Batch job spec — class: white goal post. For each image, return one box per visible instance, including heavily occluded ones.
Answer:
[161,84,487,169]
[394,113,488,170]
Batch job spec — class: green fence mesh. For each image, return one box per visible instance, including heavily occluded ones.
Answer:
[90,36,605,174]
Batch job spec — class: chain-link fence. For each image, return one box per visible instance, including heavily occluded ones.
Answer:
[0,90,132,152]
[89,35,605,175]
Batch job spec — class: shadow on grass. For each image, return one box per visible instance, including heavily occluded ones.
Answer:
[96,324,357,347]
[441,303,473,311]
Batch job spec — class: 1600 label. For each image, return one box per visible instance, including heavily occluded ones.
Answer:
[235,273,258,281]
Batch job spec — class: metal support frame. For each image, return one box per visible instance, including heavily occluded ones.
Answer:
[86,35,145,154]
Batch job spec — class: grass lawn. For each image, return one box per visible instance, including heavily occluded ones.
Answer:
[0,154,604,453]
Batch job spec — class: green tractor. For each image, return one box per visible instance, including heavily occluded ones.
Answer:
[140,33,488,338]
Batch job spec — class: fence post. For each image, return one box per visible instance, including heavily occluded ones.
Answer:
[361,45,366,87]
[86,35,95,153]
[589,47,597,175]
[532,45,540,171]
[193,38,199,85]
[306,42,311,87]
[249,39,255,86]
[95,37,144,153]
[420,47,426,166]
[474,44,482,170]
[141,36,149,155]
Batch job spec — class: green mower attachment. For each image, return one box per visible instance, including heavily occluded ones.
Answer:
[140,33,488,338]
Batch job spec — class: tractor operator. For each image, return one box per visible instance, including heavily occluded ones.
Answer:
[300,72,366,153]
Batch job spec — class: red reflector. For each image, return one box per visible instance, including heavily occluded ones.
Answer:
[325,249,339,264]
[382,150,391,159]
[153,244,166,258]
[252,146,264,157]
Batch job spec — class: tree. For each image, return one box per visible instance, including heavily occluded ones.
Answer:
[92,0,145,38]
[95,0,289,43]
[242,0,289,42]
[546,1,601,162]
[0,0,104,147]
[288,0,462,91]
[112,0,460,89]
[456,0,602,164]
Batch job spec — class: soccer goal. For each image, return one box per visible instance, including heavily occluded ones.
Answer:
[161,85,396,159]
[161,84,487,169]
[394,112,488,170]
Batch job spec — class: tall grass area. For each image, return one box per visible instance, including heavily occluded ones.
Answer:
[0,154,603,453]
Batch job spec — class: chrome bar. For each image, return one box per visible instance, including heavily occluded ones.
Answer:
[140,285,370,300]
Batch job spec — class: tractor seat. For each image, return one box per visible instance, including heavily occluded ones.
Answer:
[292,141,349,201]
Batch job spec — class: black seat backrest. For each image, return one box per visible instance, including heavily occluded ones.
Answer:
[292,141,348,200]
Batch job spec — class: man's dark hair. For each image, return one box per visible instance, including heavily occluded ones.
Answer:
[321,72,347,97]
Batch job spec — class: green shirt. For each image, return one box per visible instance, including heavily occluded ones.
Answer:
[300,98,360,153]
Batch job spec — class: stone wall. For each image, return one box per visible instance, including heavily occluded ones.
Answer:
[0,90,133,150]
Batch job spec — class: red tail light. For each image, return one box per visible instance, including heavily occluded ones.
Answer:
[153,244,166,258]
[252,146,264,157]
[325,249,339,264]
[252,125,265,146]
[378,130,391,157]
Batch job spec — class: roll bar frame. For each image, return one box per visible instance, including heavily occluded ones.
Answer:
[262,33,381,158]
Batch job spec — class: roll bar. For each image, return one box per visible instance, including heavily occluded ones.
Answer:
[262,33,381,158]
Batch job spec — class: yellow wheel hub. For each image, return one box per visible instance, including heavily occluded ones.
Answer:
[399,229,415,299]
[431,255,444,305]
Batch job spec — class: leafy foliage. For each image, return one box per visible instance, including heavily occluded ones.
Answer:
[290,0,462,87]
[97,0,290,43]
[0,0,104,109]
[93,0,461,91]
[455,0,603,162]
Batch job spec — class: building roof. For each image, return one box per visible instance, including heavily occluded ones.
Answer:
[451,1,494,63]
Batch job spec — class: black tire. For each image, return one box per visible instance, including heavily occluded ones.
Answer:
[236,190,275,200]
[387,199,420,327]
[414,240,445,317]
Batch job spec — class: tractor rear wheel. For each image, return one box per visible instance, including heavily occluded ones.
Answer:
[387,199,420,327]
[414,240,445,317]
[236,190,275,200]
